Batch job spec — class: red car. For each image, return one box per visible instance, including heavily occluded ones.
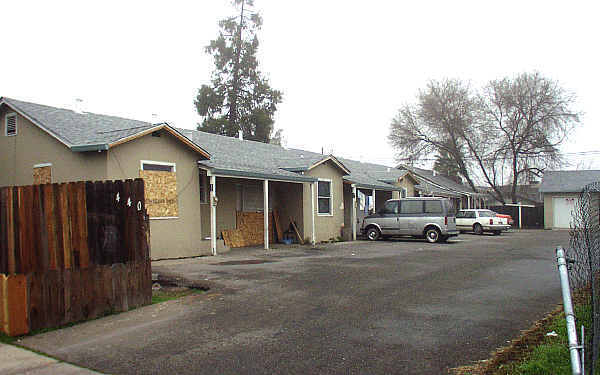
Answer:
[495,213,514,226]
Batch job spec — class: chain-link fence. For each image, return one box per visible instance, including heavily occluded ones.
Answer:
[567,182,600,374]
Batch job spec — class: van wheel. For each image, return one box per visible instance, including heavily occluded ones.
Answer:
[425,227,441,243]
[366,227,381,241]
[493,230,501,235]
[473,223,483,235]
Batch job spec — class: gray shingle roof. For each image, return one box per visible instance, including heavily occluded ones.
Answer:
[398,164,478,195]
[539,170,600,193]
[2,97,157,147]
[2,96,410,188]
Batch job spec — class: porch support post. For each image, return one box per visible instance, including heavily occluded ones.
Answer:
[371,189,376,214]
[264,179,269,250]
[210,175,217,256]
[519,205,523,229]
[311,181,316,247]
[351,184,357,241]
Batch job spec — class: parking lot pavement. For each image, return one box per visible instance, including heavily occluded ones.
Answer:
[19,230,569,375]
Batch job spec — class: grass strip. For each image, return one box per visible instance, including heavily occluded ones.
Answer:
[451,299,592,375]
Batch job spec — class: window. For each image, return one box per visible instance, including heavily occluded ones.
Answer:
[382,200,399,214]
[424,200,442,214]
[400,200,423,214]
[199,169,208,204]
[400,187,408,198]
[141,162,174,172]
[139,160,178,218]
[33,163,52,184]
[5,113,17,136]
[478,210,495,217]
[317,179,332,215]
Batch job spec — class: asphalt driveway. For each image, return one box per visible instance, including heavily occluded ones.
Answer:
[20,230,569,374]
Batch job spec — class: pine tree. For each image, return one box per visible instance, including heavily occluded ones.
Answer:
[195,0,282,143]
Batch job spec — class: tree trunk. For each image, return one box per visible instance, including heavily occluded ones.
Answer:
[511,154,519,204]
[229,0,245,131]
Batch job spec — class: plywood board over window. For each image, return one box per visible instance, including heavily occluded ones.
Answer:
[140,162,178,218]
[33,164,52,184]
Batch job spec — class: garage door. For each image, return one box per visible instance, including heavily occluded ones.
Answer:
[553,197,577,229]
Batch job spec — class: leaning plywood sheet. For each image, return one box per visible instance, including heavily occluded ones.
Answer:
[139,170,178,218]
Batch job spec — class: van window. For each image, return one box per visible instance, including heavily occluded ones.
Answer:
[424,200,442,214]
[382,200,399,214]
[400,200,423,214]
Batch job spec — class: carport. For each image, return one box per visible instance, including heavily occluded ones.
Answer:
[343,177,404,241]
[200,165,317,255]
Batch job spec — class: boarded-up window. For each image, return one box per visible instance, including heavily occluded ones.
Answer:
[33,164,52,184]
[140,161,178,218]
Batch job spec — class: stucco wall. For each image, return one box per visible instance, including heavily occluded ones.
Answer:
[106,129,206,259]
[302,162,345,242]
[0,107,107,187]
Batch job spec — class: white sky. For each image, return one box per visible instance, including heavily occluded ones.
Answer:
[2,0,599,170]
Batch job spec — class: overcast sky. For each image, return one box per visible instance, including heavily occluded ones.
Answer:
[2,1,598,171]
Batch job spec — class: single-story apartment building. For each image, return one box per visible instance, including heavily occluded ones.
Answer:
[1,97,426,259]
[539,170,600,229]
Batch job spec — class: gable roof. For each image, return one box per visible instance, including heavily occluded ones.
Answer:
[397,164,479,196]
[539,170,600,193]
[1,96,421,189]
[0,97,210,158]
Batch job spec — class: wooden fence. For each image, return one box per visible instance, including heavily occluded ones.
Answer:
[490,205,544,228]
[0,179,151,336]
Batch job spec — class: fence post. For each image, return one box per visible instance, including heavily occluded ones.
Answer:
[556,246,583,375]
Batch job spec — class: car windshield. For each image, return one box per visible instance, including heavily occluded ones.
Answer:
[478,210,495,217]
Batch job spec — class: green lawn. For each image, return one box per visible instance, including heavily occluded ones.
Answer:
[495,303,592,375]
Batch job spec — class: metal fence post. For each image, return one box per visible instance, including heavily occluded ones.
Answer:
[556,246,583,375]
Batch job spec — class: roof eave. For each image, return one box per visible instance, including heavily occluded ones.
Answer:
[71,143,110,152]
[201,166,317,183]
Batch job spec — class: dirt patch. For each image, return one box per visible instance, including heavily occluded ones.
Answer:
[449,306,563,375]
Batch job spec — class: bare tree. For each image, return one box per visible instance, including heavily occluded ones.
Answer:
[388,79,481,192]
[481,72,580,203]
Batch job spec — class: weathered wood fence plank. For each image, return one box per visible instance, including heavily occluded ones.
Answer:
[0,179,150,336]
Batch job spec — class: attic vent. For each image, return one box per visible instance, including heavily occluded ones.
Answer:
[152,131,161,137]
[5,113,17,136]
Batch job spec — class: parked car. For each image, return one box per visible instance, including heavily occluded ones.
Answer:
[494,213,513,231]
[455,209,510,235]
[361,197,459,243]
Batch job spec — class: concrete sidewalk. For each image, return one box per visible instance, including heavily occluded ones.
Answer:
[0,343,103,374]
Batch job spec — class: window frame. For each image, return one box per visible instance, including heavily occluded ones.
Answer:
[199,168,209,204]
[140,160,176,172]
[140,160,178,220]
[5,112,17,136]
[317,178,333,216]
[400,187,408,198]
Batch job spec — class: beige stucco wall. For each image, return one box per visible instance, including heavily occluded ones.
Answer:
[302,162,345,242]
[543,192,580,229]
[106,129,206,259]
[0,107,107,187]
